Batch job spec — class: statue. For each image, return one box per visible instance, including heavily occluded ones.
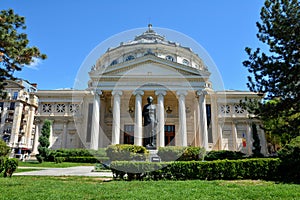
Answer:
[142,96,157,148]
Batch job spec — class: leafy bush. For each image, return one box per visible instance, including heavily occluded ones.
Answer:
[204,150,246,161]
[54,157,65,164]
[37,120,51,163]
[277,136,300,182]
[110,158,280,181]
[0,157,18,177]
[157,146,185,161]
[0,140,10,157]
[106,144,148,161]
[64,156,109,163]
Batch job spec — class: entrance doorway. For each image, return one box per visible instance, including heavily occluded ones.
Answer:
[124,125,134,144]
[165,125,175,146]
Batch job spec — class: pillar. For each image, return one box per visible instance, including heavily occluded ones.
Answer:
[197,90,208,150]
[90,90,102,150]
[176,90,187,146]
[232,122,238,151]
[62,120,68,148]
[133,90,144,146]
[10,102,23,147]
[112,90,122,145]
[218,122,223,150]
[155,90,166,147]
[26,106,36,148]
[32,119,40,155]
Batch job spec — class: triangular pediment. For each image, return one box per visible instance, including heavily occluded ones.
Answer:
[96,55,210,78]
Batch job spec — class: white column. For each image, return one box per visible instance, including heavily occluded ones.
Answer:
[26,107,36,148]
[0,106,7,135]
[218,122,223,150]
[32,120,40,155]
[246,122,252,155]
[176,90,188,146]
[90,90,102,150]
[232,122,238,151]
[197,90,209,150]
[62,121,68,148]
[112,90,122,145]
[49,121,53,148]
[155,90,166,147]
[133,90,144,146]
[10,102,23,147]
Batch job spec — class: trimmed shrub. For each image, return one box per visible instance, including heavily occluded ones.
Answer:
[158,146,206,161]
[157,146,186,161]
[110,158,280,181]
[54,157,65,164]
[277,136,300,182]
[204,150,246,161]
[64,156,109,163]
[106,144,148,161]
[0,158,18,177]
[0,139,10,157]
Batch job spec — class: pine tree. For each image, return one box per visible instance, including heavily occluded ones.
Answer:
[36,120,51,163]
[0,9,46,97]
[252,124,263,157]
[243,0,300,142]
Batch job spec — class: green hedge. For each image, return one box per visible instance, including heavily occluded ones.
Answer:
[106,144,148,161]
[110,158,280,181]
[204,150,246,161]
[64,156,109,163]
[157,146,206,161]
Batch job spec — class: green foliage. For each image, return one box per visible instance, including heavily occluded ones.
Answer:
[157,146,186,161]
[110,158,280,181]
[243,0,300,142]
[106,144,148,161]
[63,156,109,163]
[54,157,65,164]
[157,146,206,161]
[37,119,51,163]
[277,136,300,182]
[252,124,264,157]
[0,9,46,97]
[0,139,10,157]
[0,157,18,177]
[204,150,246,161]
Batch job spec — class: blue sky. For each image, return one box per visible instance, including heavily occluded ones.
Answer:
[1,0,264,90]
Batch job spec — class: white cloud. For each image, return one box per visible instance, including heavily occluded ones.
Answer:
[25,57,42,70]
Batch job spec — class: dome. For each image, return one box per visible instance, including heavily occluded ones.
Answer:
[94,25,208,72]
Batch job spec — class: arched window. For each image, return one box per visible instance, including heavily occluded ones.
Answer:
[166,55,174,62]
[125,55,135,61]
[110,59,118,66]
[182,59,190,66]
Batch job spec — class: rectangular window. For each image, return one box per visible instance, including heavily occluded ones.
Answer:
[165,125,175,146]
[124,125,134,144]
[9,102,15,110]
[13,92,18,100]
[206,104,213,143]
[86,103,93,143]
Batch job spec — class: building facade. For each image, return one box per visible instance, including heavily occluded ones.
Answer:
[1,26,268,156]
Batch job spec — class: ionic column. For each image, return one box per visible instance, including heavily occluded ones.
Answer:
[155,90,166,147]
[112,90,122,145]
[49,121,54,148]
[90,90,102,150]
[26,106,36,148]
[197,90,209,150]
[133,90,144,146]
[62,120,68,148]
[218,122,223,150]
[32,119,40,155]
[176,90,188,146]
[10,102,24,147]
[246,122,252,155]
[232,122,238,151]
[0,106,7,135]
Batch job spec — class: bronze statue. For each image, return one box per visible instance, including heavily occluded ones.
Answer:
[142,96,157,148]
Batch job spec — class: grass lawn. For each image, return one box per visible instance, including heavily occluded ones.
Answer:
[0,177,299,200]
[18,161,94,168]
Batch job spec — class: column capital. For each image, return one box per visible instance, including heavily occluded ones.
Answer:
[155,90,167,96]
[112,90,123,96]
[196,90,208,97]
[176,90,188,97]
[132,90,144,96]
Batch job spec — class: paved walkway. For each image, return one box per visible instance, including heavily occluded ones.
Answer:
[14,166,113,177]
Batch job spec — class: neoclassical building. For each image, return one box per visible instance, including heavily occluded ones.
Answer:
[1,25,268,156]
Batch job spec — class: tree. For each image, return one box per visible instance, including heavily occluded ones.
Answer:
[251,124,263,157]
[0,9,46,97]
[36,119,51,163]
[243,0,300,143]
